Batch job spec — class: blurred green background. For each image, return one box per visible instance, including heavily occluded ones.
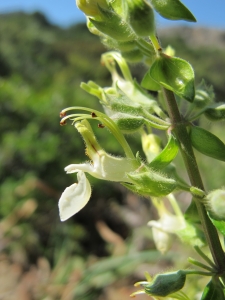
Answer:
[0,12,225,299]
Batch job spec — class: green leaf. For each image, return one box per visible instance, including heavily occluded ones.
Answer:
[141,70,161,91]
[149,134,179,169]
[190,126,225,161]
[185,200,200,224]
[150,0,196,22]
[149,54,195,102]
[210,218,225,237]
[201,278,225,300]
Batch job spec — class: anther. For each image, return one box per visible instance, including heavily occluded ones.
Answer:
[60,120,67,126]
[98,124,105,128]
[91,112,97,118]
[60,111,67,118]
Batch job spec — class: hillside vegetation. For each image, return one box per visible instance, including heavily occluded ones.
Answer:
[0,12,225,299]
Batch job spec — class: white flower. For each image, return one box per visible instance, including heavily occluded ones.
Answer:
[148,214,185,234]
[151,227,172,254]
[65,119,137,182]
[58,170,91,222]
[65,152,136,182]
[148,211,185,253]
[59,119,138,221]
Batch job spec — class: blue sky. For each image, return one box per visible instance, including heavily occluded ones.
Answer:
[0,0,225,29]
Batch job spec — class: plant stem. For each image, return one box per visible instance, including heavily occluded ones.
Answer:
[188,257,214,272]
[194,246,216,268]
[162,88,225,273]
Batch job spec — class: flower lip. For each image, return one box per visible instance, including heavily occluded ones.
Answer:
[58,170,92,221]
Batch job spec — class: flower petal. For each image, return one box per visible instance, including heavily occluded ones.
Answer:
[148,214,185,233]
[152,227,172,254]
[65,163,93,174]
[58,171,91,221]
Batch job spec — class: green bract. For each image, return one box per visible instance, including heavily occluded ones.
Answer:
[127,0,155,37]
[124,169,177,197]
[144,270,186,296]
[149,54,195,102]
[150,0,196,22]
[121,48,144,62]
[177,220,205,247]
[90,5,136,41]
[109,0,128,18]
[111,113,145,133]
[190,126,225,161]
[102,38,137,51]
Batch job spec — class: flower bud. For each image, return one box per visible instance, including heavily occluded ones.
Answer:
[206,189,225,221]
[76,0,108,18]
[194,90,211,108]
[127,0,155,37]
[164,45,175,57]
[204,103,225,121]
[90,6,136,41]
[144,270,186,296]
[192,80,214,109]
[87,18,104,36]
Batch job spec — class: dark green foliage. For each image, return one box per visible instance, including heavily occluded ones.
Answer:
[0,12,127,265]
[201,278,225,300]
[190,126,225,161]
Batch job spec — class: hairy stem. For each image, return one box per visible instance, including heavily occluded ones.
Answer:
[163,88,225,272]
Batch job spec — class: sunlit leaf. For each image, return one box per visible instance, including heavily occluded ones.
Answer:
[149,54,195,102]
[151,0,196,22]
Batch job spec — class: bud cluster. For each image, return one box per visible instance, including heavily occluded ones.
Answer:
[77,0,156,63]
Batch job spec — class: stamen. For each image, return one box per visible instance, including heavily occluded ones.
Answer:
[98,123,105,128]
[91,112,97,118]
